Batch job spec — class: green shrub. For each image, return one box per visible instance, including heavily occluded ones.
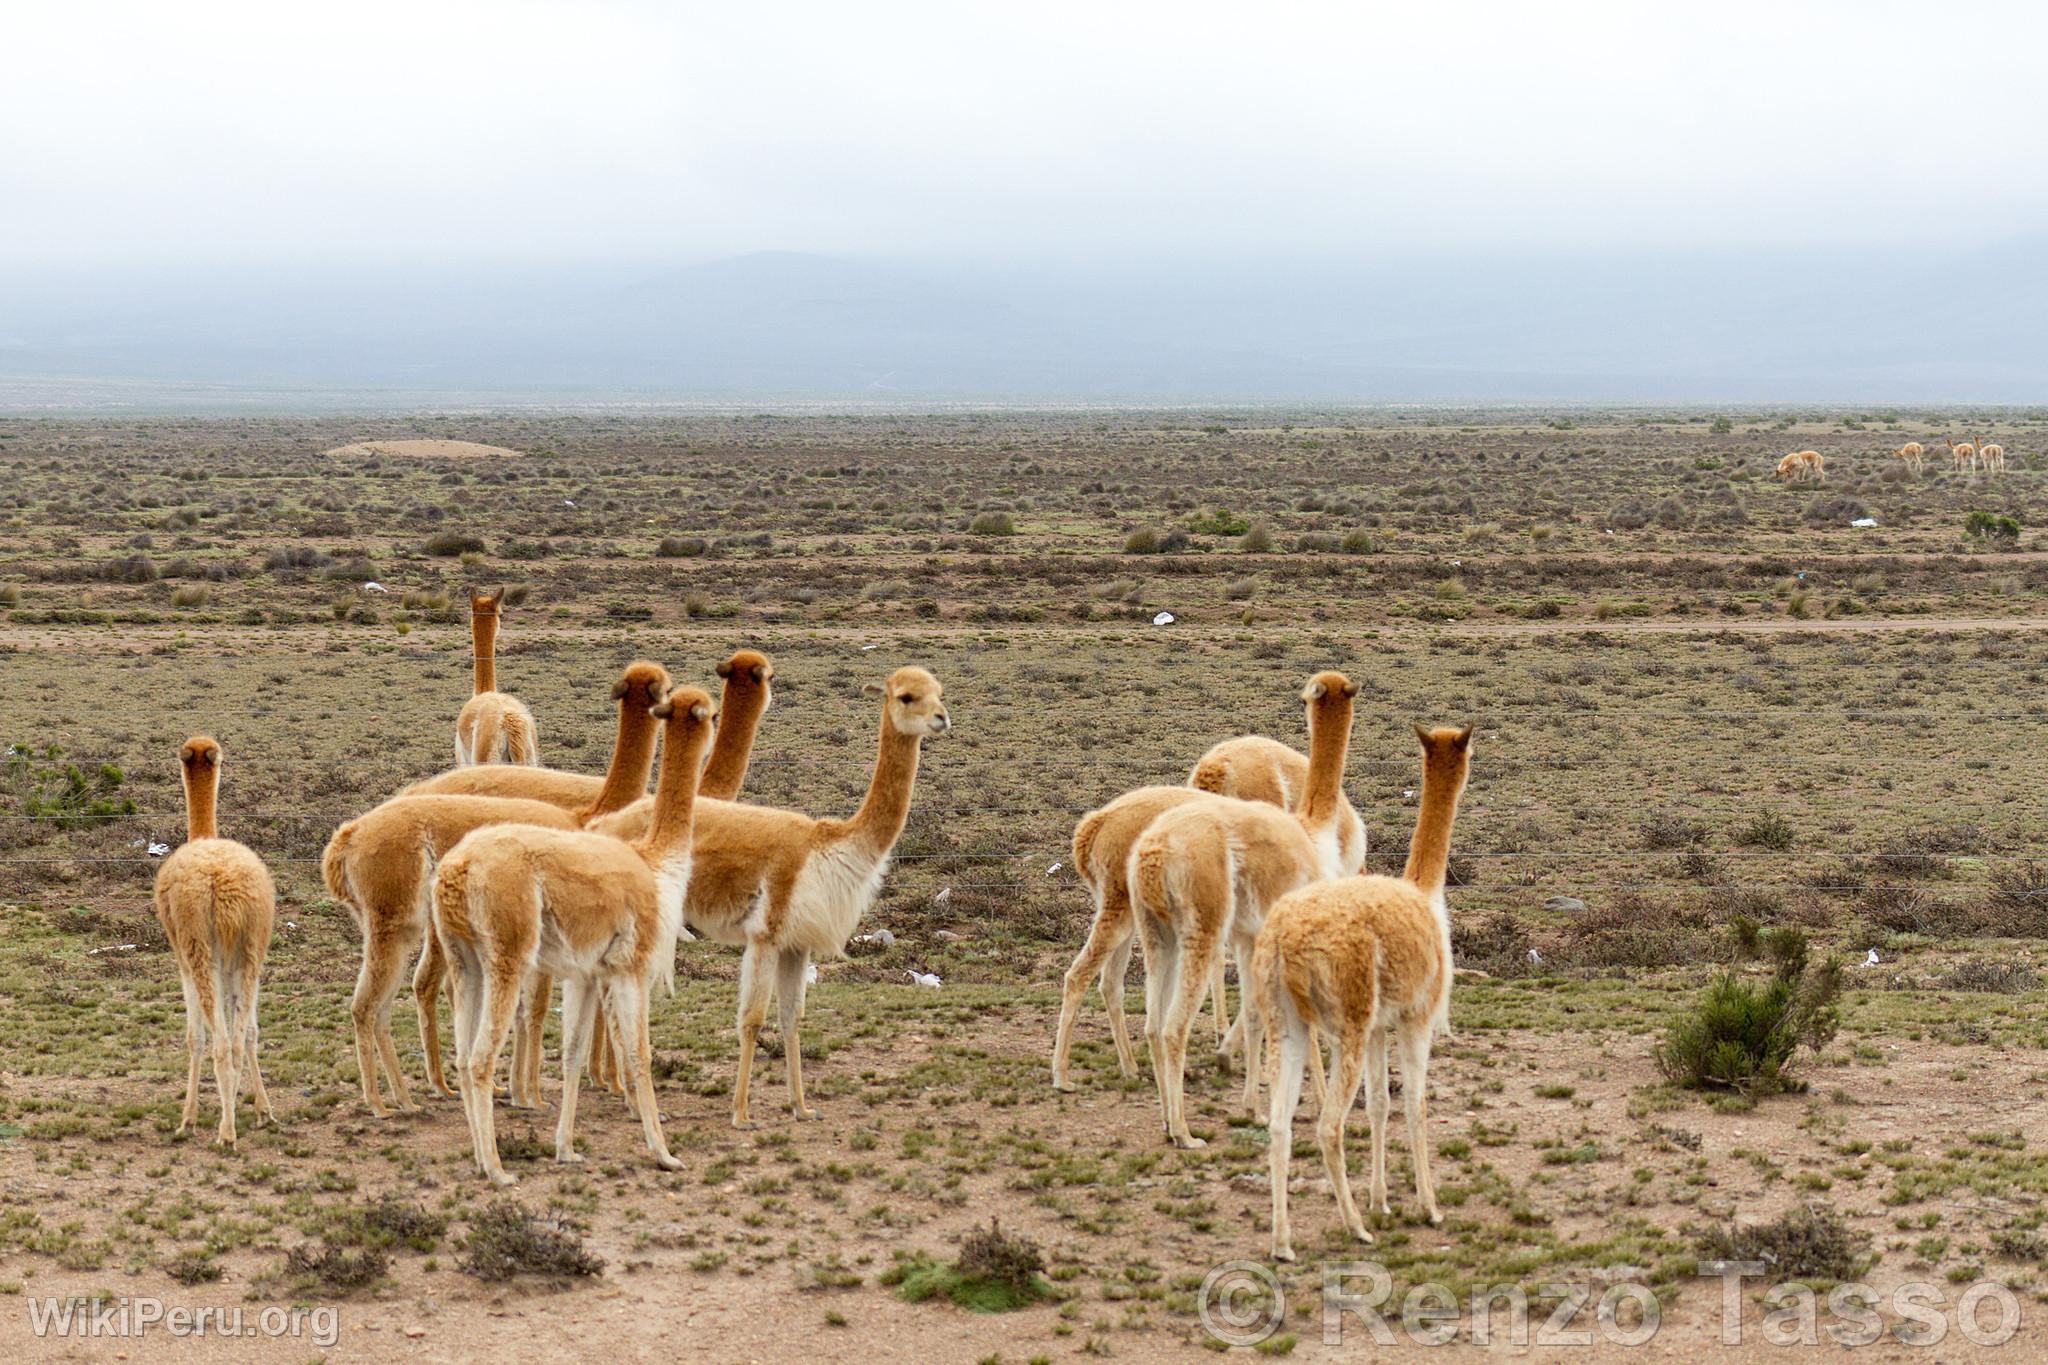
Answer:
[1189,508,1250,536]
[1654,930,1841,1098]
[881,1219,1051,1312]
[1734,811,1794,850]
[423,530,485,557]
[169,584,209,608]
[1709,415,1733,435]
[1965,511,2021,541]
[968,511,1017,537]
[1340,530,1377,554]
[1240,524,1275,553]
[7,744,137,828]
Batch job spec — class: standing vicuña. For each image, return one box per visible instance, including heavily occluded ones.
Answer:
[412,649,773,809]
[454,587,538,765]
[154,737,277,1148]
[1124,672,1359,1147]
[323,662,670,1115]
[1051,686,1366,1092]
[589,667,950,1128]
[433,684,717,1184]
[1255,724,1473,1260]
[1893,442,1924,477]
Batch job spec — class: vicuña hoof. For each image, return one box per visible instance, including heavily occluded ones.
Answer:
[1170,1134,1208,1150]
[1272,1243,1296,1263]
[1051,1077,1077,1094]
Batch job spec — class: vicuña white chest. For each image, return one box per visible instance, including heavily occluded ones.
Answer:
[784,843,890,956]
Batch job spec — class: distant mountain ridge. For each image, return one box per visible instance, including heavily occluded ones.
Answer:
[3,242,2043,403]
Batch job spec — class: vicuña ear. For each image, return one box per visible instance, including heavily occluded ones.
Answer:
[715,659,734,678]
[1342,679,1360,698]
[691,701,712,721]
[486,586,505,604]
[1302,680,1326,701]
[1454,724,1475,746]
[1412,722,1432,746]
[650,698,674,720]
[611,678,632,700]
[754,663,772,682]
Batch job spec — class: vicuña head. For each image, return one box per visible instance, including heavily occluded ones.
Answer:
[180,735,222,775]
[715,649,774,695]
[469,586,505,618]
[866,666,950,738]
[649,683,717,728]
[612,659,670,708]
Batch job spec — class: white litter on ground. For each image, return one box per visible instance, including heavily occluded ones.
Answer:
[362,582,388,593]
[933,887,951,904]
[1046,861,1062,875]
[1864,948,1881,967]
[906,971,942,989]
[147,842,170,857]
[1851,517,1878,529]
[1152,611,1175,625]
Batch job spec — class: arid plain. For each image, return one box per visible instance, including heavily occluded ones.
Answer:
[4,408,2048,1360]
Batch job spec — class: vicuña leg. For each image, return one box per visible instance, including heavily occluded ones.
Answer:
[776,948,817,1120]
[730,943,776,1129]
[1266,1020,1310,1262]
[1397,1024,1442,1224]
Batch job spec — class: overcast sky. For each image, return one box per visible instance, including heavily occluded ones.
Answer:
[6,1,2044,269]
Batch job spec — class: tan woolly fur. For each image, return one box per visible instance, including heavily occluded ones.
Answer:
[590,667,949,1128]
[1124,671,1359,1147]
[407,649,773,809]
[321,662,670,1116]
[433,684,718,1184]
[418,649,774,1099]
[153,737,277,1148]
[1051,674,1364,1093]
[453,587,539,766]
[1254,723,1473,1261]
[1893,441,1925,477]
[1774,450,1825,484]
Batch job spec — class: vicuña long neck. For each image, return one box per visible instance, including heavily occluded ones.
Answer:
[471,612,497,694]
[1294,694,1354,836]
[583,703,662,819]
[184,766,218,842]
[638,722,712,864]
[1403,760,1468,899]
[699,683,767,803]
[830,713,922,855]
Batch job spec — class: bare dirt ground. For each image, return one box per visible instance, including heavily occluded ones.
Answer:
[5,408,2048,1360]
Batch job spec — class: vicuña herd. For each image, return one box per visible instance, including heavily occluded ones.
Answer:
[151,587,1473,1253]
[1770,434,2021,484]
